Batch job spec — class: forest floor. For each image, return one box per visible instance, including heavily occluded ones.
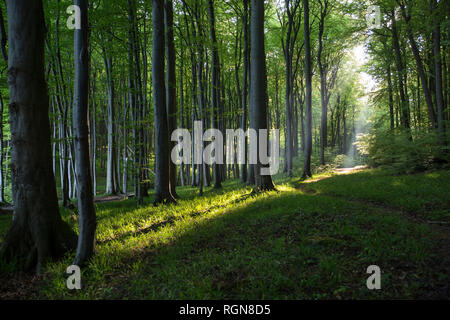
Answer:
[0,167,449,299]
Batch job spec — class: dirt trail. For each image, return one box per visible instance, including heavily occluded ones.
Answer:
[0,205,13,216]
[94,193,134,203]
[334,165,368,174]
[296,166,368,192]
[0,193,135,215]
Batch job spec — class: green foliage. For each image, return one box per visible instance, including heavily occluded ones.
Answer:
[357,129,450,174]
[332,154,348,168]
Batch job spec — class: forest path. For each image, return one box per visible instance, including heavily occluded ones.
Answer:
[0,204,12,216]
[94,193,134,203]
[295,165,368,193]
[296,165,449,227]
[0,193,136,214]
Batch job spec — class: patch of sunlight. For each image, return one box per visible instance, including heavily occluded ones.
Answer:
[391,180,405,187]
[302,174,334,184]
[277,184,296,192]
[425,172,441,179]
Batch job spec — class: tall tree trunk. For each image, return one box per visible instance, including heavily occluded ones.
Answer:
[153,0,175,205]
[165,0,178,197]
[302,0,312,178]
[342,103,347,154]
[91,70,97,194]
[317,0,329,165]
[241,0,249,183]
[127,0,139,199]
[104,53,118,195]
[250,0,276,192]
[0,92,4,203]
[1,0,76,274]
[391,11,411,130]
[208,0,222,189]
[293,85,299,157]
[387,65,395,130]
[179,46,185,187]
[431,0,445,142]
[73,0,96,266]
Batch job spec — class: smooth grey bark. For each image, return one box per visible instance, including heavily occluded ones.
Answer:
[250,0,276,192]
[299,93,305,153]
[231,6,242,180]
[387,64,395,130]
[241,0,249,183]
[302,0,312,179]
[192,3,206,195]
[127,0,139,200]
[104,53,119,195]
[179,45,185,187]
[197,53,205,195]
[153,0,175,205]
[61,109,70,206]
[293,85,299,157]
[51,99,57,175]
[341,102,349,152]
[208,0,222,189]
[165,0,178,197]
[317,0,329,165]
[122,89,129,195]
[90,70,97,194]
[142,6,151,198]
[1,0,76,274]
[73,0,96,267]
[275,73,281,135]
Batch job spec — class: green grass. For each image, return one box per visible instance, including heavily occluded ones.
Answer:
[295,169,450,221]
[0,168,449,299]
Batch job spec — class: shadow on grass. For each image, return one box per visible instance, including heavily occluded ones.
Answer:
[2,170,449,299]
[41,172,448,300]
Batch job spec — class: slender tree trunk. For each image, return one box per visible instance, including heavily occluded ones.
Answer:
[318,0,329,165]
[153,0,175,205]
[122,109,128,195]
[73,0,96,266]
[241,0,249,183]
[432,0,445,142]
[208,0,222,189]
[250,0,276,192]
[293,86,299,157]
[302,0,313,178]
[104,53,118,195]
[165,0,178,197]
[91,70,97,194]
[387,65,395,130]
[282,0,301,176]
[391,11,411,130]
[0,92,4,203]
